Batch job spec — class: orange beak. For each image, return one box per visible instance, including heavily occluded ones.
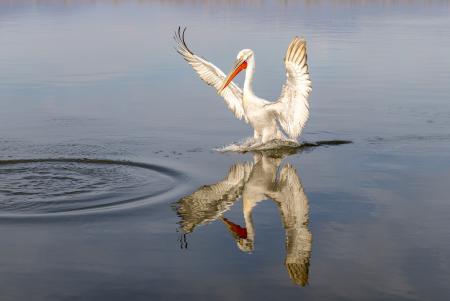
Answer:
[218,59,247,94]
[222,217,247,239]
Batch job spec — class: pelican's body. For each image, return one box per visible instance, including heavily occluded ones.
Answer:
[237,54,284,142]
[175,28,312,144]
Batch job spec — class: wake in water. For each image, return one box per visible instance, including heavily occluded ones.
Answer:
[216,137,352,154]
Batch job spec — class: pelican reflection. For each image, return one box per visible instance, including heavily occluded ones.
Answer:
[174,151,312,286]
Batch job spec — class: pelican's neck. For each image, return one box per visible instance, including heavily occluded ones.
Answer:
[243,56,255,95]
[243,199,256,243]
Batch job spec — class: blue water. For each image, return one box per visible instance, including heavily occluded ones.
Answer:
[0,1,449,300]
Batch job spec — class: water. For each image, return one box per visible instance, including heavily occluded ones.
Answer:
[0,159,186,216]
[0,1,450,300]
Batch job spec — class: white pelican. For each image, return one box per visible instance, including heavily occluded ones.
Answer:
[175,151,312,286]
[174,27,312,144]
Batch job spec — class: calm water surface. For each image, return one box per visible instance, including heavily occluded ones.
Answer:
[1,1,450,300]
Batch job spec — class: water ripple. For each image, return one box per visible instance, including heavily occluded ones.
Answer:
[0,158,188,217]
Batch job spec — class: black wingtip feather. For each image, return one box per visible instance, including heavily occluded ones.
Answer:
[173,26,194,55]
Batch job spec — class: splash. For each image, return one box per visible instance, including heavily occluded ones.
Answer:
[216,137,352,153]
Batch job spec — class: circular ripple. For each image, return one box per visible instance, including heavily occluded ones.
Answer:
[0,158,185,216]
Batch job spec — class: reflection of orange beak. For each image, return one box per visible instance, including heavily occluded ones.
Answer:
[222,217,247,239]
[218,59,247,94]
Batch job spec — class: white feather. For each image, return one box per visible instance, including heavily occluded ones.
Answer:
[269,37,312,139]
[174,28,247,122]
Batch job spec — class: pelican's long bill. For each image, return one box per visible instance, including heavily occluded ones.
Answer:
[218,58,248,93]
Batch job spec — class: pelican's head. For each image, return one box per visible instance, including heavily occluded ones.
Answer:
[222,217,254,252]
[218,49,254,93]
[236,49,254,61]
[236,237,254,253]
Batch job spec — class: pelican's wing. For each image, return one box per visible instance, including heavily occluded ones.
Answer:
[174,162,253,233]
[269,164,312,286]
[267,37,312,139]
[174,27,247,122]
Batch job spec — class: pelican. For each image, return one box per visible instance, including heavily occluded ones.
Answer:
[174,27,312,145]
[175,151,312,286]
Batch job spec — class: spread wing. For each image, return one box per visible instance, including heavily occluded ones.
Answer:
[174,162,253,233]
[268,37,312,139]
[174,27,247,122]
[270,164,312,286]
